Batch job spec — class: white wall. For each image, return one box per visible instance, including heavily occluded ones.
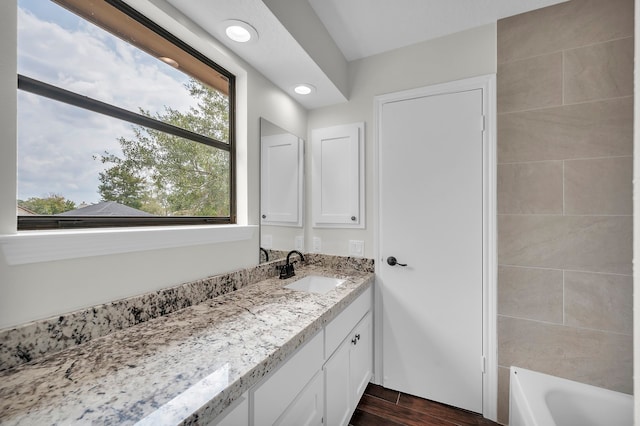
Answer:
[0,10,497,327]
[306,24,497,258]
[0,0,307,329]
[0,1,17,237]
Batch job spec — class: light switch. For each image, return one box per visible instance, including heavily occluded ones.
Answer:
[349,240,364,257]
[312,237,322,252]
[294,236,304,251]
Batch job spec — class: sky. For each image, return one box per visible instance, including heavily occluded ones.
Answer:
[17,0,198,205]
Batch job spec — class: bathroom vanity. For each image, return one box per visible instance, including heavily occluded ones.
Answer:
[217,287,372,426]
[0,257,373,425]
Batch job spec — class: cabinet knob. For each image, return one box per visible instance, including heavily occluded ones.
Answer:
[351,216,356,221]
[351,337,358,345]
[262,214,266,219]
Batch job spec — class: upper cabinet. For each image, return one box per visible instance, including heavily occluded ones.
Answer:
[261,130,304,227]
[311,122,365,228]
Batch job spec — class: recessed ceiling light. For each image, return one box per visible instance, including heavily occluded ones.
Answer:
[158,56,179,68]
[223,20,258,43]
[294,84,315,95]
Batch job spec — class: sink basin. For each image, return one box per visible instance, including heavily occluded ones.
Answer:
[284,275,346,294]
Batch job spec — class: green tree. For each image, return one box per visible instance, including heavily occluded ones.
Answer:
[97,80,230,216]
[19,194,76,215]
[96,154,147,210]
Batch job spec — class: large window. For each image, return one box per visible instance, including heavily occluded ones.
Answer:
[17,0,235,230]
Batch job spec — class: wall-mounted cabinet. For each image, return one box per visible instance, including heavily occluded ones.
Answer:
[261,131,304,227]
[311,123,365,228]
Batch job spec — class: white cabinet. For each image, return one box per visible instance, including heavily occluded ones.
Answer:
[261,131,304,227]
[208,393,248,426]
[325,287,372,358]
[274,372,324,426]
[349,312,373,403]
[324,312,373,426]
[311,123,365,228]
[324,335,351,426]
[253,331,323,426]
[210,287,372,426]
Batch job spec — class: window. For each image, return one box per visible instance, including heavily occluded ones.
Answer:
[16,0,235,230]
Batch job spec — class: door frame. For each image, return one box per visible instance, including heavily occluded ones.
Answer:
[372,74,497,421]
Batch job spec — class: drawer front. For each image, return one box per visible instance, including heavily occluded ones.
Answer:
[253,331,323,426]
[325,287,372,359]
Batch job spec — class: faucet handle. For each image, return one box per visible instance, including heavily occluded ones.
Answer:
[278,263,295,279]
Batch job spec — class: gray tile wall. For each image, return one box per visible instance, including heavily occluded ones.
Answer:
[496,0,633,423]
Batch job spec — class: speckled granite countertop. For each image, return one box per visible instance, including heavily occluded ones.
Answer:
[0,265,373,425]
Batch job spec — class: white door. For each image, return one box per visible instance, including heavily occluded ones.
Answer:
[378,87,484,412]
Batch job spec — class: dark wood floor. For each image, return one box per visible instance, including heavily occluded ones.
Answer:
[349,383,500,426]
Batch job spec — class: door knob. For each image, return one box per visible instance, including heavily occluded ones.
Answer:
[387,256,407,267]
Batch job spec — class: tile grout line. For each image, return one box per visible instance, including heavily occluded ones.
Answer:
[497,35,633,66]
[498,212,634,217]
[562,160,565,216]
[496,94,632,116]
[561,48,565,106]
[497,313,632,337]
[562,269,566,326]
[497,213,632,217]
[498,263,633,277]
[498,155,633,166]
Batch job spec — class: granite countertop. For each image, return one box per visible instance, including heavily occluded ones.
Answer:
[0,264,374,425]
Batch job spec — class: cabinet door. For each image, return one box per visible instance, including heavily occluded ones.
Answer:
[324,339,351,426]
[208,392,248,426]
[274,372,324,426]
[253,332,323,426]
[261,132,303,226]
[350,312,373,404]
[311,122,364,228]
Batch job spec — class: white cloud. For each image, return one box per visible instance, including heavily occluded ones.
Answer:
[17,4,206,205]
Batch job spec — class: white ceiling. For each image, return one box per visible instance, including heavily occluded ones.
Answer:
[164,0,348,109]
[164,0,569,109]
[309,0,569,61]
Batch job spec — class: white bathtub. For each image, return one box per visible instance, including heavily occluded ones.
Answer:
[509,367,632,426]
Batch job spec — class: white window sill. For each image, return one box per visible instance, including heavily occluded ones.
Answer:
[0,225,257,265]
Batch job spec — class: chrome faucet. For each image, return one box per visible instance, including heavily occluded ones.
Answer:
[279,250,305,279]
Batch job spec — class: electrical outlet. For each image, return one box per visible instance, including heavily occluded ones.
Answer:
[262,234,273,249]
[312,237,322,252]
[294,236,304,251]
[348,240,364,257]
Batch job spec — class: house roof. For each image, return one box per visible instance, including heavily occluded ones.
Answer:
[17,205,37,215]
[57,201,154,216]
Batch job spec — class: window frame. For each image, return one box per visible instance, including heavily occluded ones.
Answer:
[17,0,236,230]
